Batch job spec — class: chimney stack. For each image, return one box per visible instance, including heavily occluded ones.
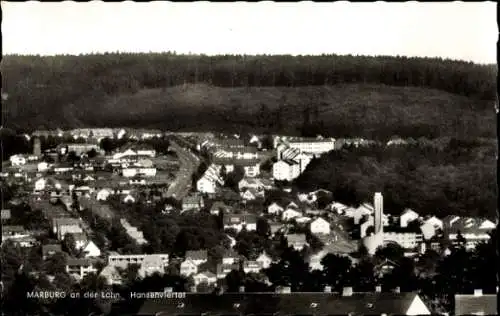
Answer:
[394,287,400,293]
[324,286,332,293]
[239,286,245,293]
[474,289,483,296]
[342,287,353,297]
[375,285,382,293]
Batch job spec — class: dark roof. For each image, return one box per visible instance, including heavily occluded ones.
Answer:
[42,244,62,255]
[136,292,423,316]
[454,294,498,315]
[185,250,208,261]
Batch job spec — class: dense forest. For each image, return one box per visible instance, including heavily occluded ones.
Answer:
[294,139,497,219]
[1,53,496,138]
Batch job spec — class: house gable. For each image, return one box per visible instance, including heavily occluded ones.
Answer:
[406,294,431,315]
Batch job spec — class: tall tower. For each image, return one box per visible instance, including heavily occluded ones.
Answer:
[33,137,41,157]
[374,192,383,234]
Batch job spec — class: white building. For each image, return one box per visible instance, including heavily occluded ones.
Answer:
[37,162,49,172]
[180,259,199,277]
[310,218,331,235]
[243,260,263,274]
[267,202,284,215]
[273,160,301,181]
[193,271,217,286]
[66,258,98,280]
[282,208,303,221]
[384,231,424,249]
[223,214,257,232]
[10,155,26,166]
[400,209,420,228]
[79,241,101,258]
[96,188,112,201]
[287,139,336,155]
[256,252,273,269]
[196,164,224,194]
[34,178,47,191]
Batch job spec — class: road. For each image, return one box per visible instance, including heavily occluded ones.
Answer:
[165,139,201,200]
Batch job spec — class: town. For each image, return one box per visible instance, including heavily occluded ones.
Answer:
[1,127,497,315]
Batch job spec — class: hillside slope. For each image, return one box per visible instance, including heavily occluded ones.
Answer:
[1,53,496,136]
[7,83,492,139]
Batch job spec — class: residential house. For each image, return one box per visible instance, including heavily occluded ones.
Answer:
[222,249,239,265]
[1,209,12,221]
[10,154,26,166]
[345,203,374,224]
[122,167,157,178]
[137,254,170,278]
[120,219,148,245]
[444,217,494,250]
[240,188,264,201]
[123,194,136,203]
[273,160,301,181]
[52,218,83,240]
[180,259,199,277]
[256,252,273,269]
[286,234,309,251]
[328,202,348,215]
[282,208,303,221]
[420,222,439,240]
[70,232,89,250]
[287,201,299,209]
[99,265,123,285]
[243,260,263,274]
[296,216,313,224]
[267,202,284,215]
[196,164,224,194]
[400,209,420,228]
[34,178,47,192]
[37,162,49,172]
[185,250,208,266]
[238,178,266,192]
[223,213,257,232]
[454,289,498,316]
[307,250,331,271]
[13,236,38,248]
[193,271,217,286]
[216,263,239,279]
[423,216,444,230]
[209,201,232,215]
[309,217,330,235]
[42,244,62,260]
[79,241,101,258]
[66,258,98,280]
[96,188,112,201]
[182,194,205,212]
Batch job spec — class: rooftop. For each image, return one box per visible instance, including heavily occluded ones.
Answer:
[136,292,424,316]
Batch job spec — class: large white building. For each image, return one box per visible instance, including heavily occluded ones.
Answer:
[273,160,301,181]
[196,164,224,194]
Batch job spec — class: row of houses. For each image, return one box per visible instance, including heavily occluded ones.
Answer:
[32,128,162,141]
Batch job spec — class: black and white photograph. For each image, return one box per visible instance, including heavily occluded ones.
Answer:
[0,1,497,316]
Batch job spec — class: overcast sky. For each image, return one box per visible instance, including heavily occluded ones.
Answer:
[2,1,497,64]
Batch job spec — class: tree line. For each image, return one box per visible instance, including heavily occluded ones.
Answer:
[1,53,496,132]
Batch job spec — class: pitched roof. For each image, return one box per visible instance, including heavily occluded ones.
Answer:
[454,294,498,315]
[136,292,425,316]
[185,250,208,261]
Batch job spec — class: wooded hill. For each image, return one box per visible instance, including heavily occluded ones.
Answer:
[1,53,496,138]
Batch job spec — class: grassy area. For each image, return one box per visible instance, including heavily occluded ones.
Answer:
[94,83,494,138]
